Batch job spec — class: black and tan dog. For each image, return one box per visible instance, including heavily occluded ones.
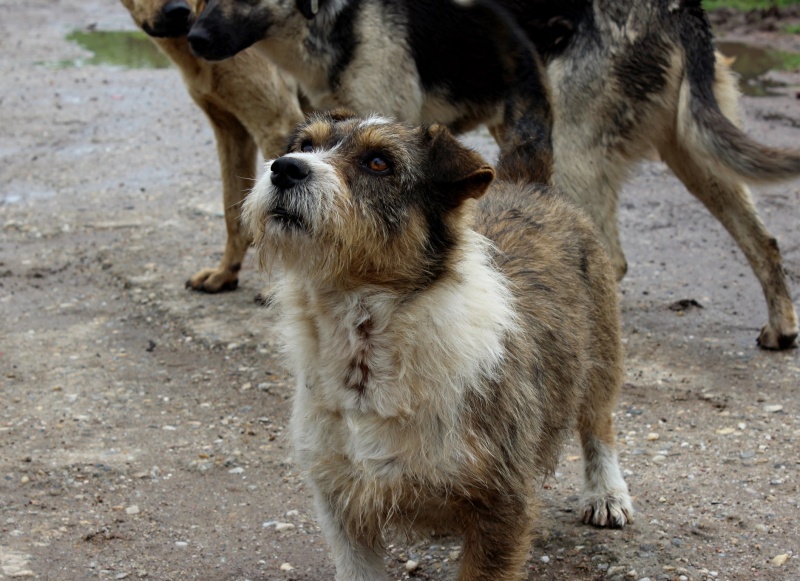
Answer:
[242,109,631,580]
[188,0,800,349]
[120,0,304,292]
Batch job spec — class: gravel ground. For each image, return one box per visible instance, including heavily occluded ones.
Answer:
[1,1,799,580]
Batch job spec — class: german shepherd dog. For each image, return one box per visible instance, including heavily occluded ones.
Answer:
[243,108,631,580]
[187,0,799,349]
[120,0,304,292]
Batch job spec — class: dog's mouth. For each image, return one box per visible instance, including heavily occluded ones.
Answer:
[269,207,306,231]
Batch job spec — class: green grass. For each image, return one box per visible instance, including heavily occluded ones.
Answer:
[785,23,800,33]
[704,0,800,10]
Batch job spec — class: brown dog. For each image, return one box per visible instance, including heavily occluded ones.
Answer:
[243,110,632,580]
[120,0,304,292]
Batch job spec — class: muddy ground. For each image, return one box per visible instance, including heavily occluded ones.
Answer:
[1,1,799,580]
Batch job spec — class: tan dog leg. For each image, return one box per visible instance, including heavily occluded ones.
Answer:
[186,102,257,293]
[457,493,534,581]
[659,142,799,350]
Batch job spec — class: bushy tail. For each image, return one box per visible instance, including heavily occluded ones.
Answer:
[678,0,800,183]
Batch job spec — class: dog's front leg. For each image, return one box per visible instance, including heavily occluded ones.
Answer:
[313,490,388,581]
[186,102,256,293]
[457,492,533,581]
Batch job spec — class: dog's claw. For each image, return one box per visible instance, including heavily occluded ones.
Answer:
[581,494,633,529]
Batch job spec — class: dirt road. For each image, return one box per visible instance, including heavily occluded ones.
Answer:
[1,1,799,579]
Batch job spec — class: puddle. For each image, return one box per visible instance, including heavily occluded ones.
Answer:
[37,30,172,69]
[716,41,800,96]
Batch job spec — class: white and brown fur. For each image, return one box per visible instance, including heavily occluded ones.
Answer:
[120,0,305,292]
[188,0,799,349]
[243,109,632,580]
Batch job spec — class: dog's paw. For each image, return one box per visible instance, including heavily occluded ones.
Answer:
[757,324,798,351]
[186,267,239,293]
[581,492,633,528]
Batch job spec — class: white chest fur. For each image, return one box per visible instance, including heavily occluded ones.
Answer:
[280,234,519,480]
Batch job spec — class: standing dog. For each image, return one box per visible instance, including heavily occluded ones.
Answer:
[243,109,632,580]
[120,0,304,292]
[188,0,799,349]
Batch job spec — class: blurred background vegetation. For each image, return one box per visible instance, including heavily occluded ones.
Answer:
[704,0,800,10]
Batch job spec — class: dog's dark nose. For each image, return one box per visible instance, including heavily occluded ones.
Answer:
[271,157,311,189]
[188,26,213,56]
[162,0,191,25]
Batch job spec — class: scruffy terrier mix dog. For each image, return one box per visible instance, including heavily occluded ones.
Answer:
[120,0,304,292]
[243,110,632,580]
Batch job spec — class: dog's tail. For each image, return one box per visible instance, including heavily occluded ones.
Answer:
[454,0,554,185]
[678,0,800,183]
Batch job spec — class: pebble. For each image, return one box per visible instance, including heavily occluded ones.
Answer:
[608,566,626,575]
[280,563,295,571]
[771,553,789,566]
[228,467,244,474]
[274,522,295,532]
[285,510,299,517]
[540,555,550,564]
[652,454,666,464]
[763,404,783,413]
[125,505,140,515]
[175,541,188,548]
[646,433,659,441]
[405,560,419,572]
[449,550,461,561]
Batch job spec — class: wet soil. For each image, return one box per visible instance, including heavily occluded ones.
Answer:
[1,1,799,580]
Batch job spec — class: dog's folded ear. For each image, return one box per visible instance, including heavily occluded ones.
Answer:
[296,0,322,19]
[425,124,495,203]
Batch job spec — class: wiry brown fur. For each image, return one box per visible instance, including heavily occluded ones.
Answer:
[120,0,304,292]
[243,111,631,580]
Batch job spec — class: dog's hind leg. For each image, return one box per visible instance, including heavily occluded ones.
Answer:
[577,371,632,528]
[577,282,632,528]
[312,491,388,581]
[553,153,631,281]
[186,103,257,293]
[658,140,798,350]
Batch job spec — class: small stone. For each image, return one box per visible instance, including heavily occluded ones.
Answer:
[771,553,789,566]
[449,550,461,561]
[175,541,188,548]
[755,524,769,533]
[280,563,295,571]
[626,570,637,579]
[715,427,735,435]
[405,560,419,572]
[228,467,244,474]
[125,505,140,515]
[9,572,35,578]
[20,475,29,484]
[114,574,129,580]
[274,522,295,532]
[540,555,550,564]
[241,382,252,391]
[646,433,659,441]
[763,404,783,413]
[652,455,666,464]
[285,510,299,517]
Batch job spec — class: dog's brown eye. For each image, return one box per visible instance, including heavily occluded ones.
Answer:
[366,156,389,173]
[301,140,314,153]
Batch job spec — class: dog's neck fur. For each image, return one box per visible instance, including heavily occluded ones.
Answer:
[255,0,350,97]
[279,230,517,422]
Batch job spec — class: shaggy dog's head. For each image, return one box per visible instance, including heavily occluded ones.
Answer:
[243,110,495,290]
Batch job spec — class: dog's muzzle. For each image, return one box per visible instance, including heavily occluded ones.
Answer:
[271,156,311,189]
